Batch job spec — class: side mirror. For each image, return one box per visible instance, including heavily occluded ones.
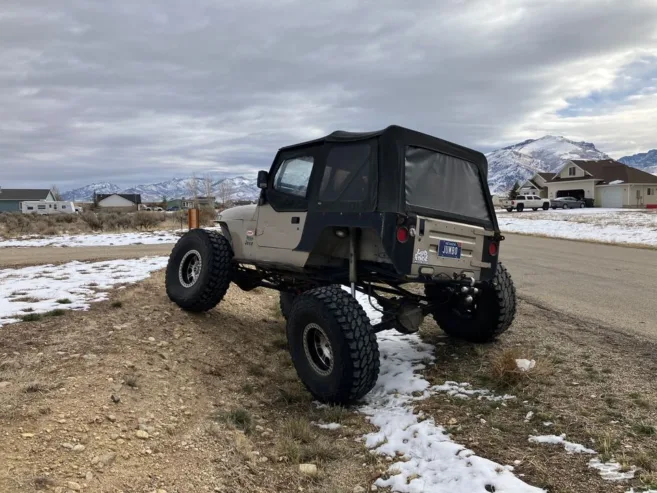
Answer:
[257,170,269,189]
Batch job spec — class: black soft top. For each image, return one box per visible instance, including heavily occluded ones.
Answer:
[279,125,489,179]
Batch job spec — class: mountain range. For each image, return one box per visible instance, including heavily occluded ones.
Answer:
[62,176,261,203]
[62,139,657,201]
[619,149,657,175]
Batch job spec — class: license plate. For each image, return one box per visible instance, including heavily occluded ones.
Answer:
[438,240,461,259]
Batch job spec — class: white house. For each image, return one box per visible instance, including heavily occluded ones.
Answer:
[518,172,554,198]
[545,159,657,208]
[94,193,142,211]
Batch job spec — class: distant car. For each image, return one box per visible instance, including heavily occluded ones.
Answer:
[550,197,586,209]
[167,206,180,211]
[153,206,164,212]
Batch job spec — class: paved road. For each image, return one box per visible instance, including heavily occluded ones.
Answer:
[0,244,173,268]
[501,234,657,339]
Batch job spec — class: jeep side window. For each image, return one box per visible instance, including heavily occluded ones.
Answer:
[274,156,314,198]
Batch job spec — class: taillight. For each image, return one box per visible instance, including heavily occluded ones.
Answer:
[511,200,515,205]
[489,242,498,256]
[396,226,409,243]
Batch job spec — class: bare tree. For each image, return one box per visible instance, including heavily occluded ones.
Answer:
[217,179,235,208]
[51,185,62,201]
[202,174,215,209]
[185,173,200,207]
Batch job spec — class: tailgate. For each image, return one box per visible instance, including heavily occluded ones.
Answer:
[409,215,493,280]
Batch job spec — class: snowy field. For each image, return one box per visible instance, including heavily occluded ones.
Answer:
[497,208,657,247]
[0,256,168,326]
[0,231,179,248]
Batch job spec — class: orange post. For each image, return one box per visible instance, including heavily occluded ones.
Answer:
[188,208,200,229]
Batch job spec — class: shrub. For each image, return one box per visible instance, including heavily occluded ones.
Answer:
[200,207,217,226]
[80,212,103,231]
[133,211,165,230]
[53,214,77,224]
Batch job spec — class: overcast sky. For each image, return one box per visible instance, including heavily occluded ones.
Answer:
[1,0,657,190]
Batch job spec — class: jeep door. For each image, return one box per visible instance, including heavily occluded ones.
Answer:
[255,146,320,265]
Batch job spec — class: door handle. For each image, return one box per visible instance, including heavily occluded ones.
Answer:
[291,217,300,224]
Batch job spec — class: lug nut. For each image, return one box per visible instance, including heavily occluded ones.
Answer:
[473,288,479,295]
[464,295,474,304]
[461,286,469,293]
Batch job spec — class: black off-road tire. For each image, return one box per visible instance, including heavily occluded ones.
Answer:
[165,229,233,312]
[286,286,380,404]
[425,262,516,343]
[279,292,297,320]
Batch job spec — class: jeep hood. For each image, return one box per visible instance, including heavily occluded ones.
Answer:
[217,204,257,221]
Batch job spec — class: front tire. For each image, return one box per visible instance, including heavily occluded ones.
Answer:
[542,203,549,210]
[562,204,569,209]
[286,286,380,404]
[506,208,513,212]
[165,229,233,312]
[425,263,516,343]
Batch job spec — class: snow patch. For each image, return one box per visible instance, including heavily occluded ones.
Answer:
[348,290,541,492]
[609,180,625,185]
[313,422,342,430]
[528,434,596,454]
[0,231,179,248]
[432,381,515,402]
[589,458,636,481]
[0,257,168,326]
[516,359,536,372]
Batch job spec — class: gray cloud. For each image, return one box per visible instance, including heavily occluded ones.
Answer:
[1,0,657,189]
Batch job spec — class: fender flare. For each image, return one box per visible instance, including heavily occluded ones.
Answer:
[217,222,233,248]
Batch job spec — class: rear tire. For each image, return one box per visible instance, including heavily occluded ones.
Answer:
[542,203,549,210]
[165,229,233,312]
[580,203,585,208]
[506,208,513,212]
[532,208,538,211]
[286,286,380,404]
[517,204,524,212]
[425,263,516,343]
[563,204,569,209]
[279,292,297,320]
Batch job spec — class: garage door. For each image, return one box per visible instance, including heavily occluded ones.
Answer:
[600,187,623,208]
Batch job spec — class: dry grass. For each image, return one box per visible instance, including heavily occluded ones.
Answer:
[489,347,547,387]
[56,298,72,304]
[11,296,40,303]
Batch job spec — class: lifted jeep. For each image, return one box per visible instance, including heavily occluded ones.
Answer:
[165,125,516,404]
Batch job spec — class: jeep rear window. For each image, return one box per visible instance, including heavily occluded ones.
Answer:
[404,146,490,223]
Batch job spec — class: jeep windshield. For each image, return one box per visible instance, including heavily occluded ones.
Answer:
[404,145,493,227]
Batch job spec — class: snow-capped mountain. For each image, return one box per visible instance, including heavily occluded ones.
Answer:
[62,176,260,203]
[619,149,657,175]
[486,135,610,193]
[62,182,122,201]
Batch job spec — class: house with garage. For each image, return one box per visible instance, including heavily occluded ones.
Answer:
[518,172,555,198]
[0,188,56,212]
[545,159,657,208]
[94,193,142,212]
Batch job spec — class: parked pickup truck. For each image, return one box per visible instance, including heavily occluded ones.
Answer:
[501,195,550,212]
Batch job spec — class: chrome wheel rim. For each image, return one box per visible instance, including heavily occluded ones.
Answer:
[303,323,333,376]
[179,250,202,288]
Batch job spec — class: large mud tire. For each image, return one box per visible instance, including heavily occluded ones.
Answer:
[287,286,380,404]
[425,263,516,343]
[279,292,297,320]
[165,229,233,312]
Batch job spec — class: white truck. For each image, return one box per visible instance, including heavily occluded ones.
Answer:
[501,195,550,212]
